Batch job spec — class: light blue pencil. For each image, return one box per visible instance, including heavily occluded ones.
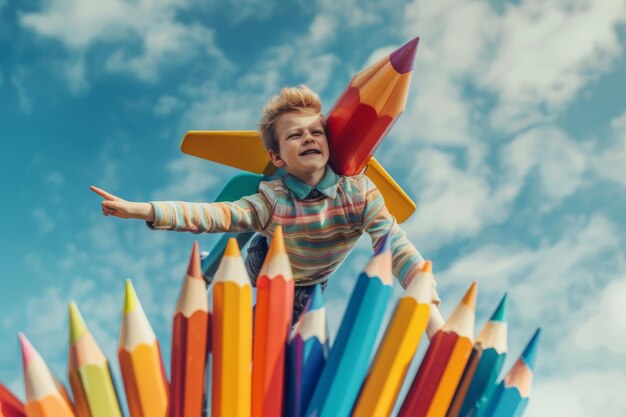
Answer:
[305,233,393,417]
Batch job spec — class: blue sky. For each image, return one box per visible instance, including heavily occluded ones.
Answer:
[1,0,626,415]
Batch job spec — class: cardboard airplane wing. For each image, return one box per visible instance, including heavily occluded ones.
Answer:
[180,130,416,223]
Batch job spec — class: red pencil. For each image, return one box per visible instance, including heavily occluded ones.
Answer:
[170,241,210,417]
[327,37,419,175]
[251,226,294,417]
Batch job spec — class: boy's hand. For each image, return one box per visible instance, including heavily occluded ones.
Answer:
[90,186,155,222]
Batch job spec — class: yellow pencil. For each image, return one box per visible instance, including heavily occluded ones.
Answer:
[68,302,123,417]
[211,238,253,417]
[352,261,433,417]
[118,279,169,417]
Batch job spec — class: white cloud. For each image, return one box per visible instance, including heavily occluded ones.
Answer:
[479,0,626,132]
[592,109,626,187]
[438,214,623,370]
[576,276,626,354]
[19,0,228,84]
[154,95,183,116]
[501,125,588,209]
[151,156,221,201]
[32,208,54,233]
[45,171,64,187]
[11,67,33,113]
[530,370,626,417]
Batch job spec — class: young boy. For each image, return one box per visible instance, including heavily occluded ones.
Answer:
[91,85,443,329]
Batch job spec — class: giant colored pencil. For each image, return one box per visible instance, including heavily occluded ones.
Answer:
[447,294,508,417]
[51,372,76,415]
[19,333,76,417]
[170,241,210,417]
[68,303,123,417]
[285,284,329,417]
[0,383,26,417]
[118,279,168,417]
[481,329,541,417]
[326,37,419,175]
[251,226,294,417]
[212,238,252,417]
[398,282,478,417]
[352,260,433,417]
[306,233,394,417]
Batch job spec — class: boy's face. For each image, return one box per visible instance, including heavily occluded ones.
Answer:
[269,112,329,184]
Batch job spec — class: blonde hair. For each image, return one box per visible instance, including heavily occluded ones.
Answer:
[259,85,323,153]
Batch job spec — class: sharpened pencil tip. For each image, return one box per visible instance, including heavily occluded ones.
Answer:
[187,241,203,279]
[461,281,478,310]
[389,37,419,74]
[224,237,241,257]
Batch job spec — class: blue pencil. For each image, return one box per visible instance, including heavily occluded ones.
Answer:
[481,328,541,417]
[305,233,393,417]
[286,284,330,417]
[448,293,509,417]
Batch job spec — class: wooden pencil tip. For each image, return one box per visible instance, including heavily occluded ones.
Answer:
[68,302,87,344]
[461,281,478,310]
[389,37,420,74]
[18,332,35,369]
[186,241,203,279]
[224,237,241,257]
[420,260,432,273]
[123,279,139,314]
[266,225,287,258]
[522,328,542,369]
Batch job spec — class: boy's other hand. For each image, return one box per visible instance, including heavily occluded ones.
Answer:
[90,186,155,222]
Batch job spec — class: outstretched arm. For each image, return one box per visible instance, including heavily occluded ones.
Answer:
[90,186,155,222]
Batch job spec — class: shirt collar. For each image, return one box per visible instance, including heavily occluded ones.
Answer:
[283,166,340,200]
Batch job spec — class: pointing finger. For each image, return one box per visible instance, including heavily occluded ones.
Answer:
[90,185,120,201]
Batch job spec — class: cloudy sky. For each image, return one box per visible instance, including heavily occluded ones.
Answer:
[1,0,626,415]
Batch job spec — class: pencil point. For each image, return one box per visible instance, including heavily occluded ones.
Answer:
[18,332,36,369]
[124,279,139,314]
[461,281,478,310]
[267,226,287,258]
[224,237,241,257]
[389,37,419,74]
[490,293,509,322]
[308,284,325,311]
[69,302,87,344]
[521,328,541,370]
[187,241,203,279]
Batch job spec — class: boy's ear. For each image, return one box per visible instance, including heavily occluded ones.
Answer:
[268,150,286,168]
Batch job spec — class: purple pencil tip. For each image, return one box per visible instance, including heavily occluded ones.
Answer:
[389,37,419,74]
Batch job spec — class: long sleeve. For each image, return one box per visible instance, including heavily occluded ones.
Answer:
[362,178,440,303]
[148,189,275,234]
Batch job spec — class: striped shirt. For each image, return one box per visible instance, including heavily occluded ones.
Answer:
[149,167,432,292]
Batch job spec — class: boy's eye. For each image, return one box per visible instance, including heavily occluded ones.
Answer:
[287,133,300,140]
[313,130,324,135]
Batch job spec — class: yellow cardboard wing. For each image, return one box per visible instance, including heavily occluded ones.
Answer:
[180,130,416,223]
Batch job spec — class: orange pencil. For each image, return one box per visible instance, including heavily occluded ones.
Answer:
[399,282,478,417]
[118,279,169,417]
[251,226,294,417]
[51,372,76,415]
[68,302,123,417]
[212,238,253,417]
[170,241,210,417]
[19,333,76,417]
[352,261,433,417]
[0,383,26,417]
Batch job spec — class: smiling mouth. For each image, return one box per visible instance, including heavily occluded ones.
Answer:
[300,149,322,156]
